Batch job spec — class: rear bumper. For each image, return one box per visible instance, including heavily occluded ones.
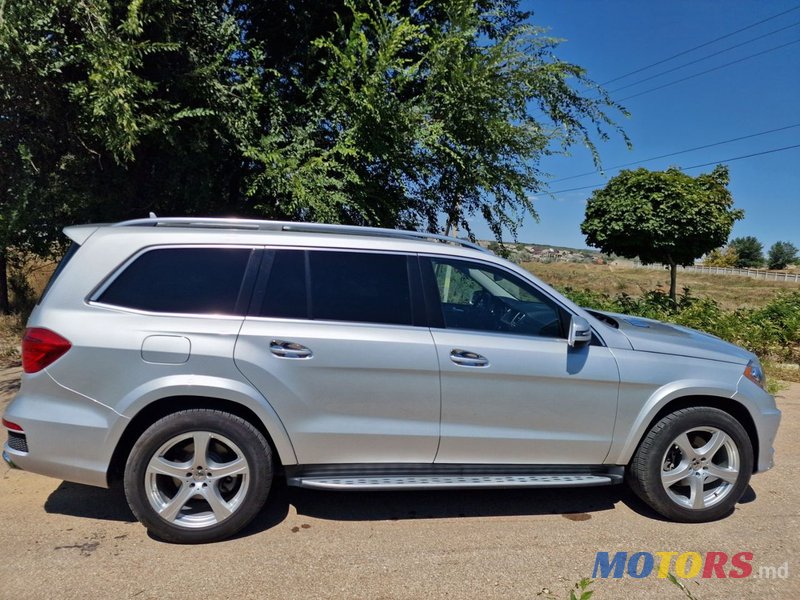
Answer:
[2,449,18,469]
[2,372,127,488]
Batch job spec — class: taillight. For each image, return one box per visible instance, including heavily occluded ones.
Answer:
[2,418,23,432]
[22,328,72,373]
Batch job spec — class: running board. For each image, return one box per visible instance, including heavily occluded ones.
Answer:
[287,473,622,491]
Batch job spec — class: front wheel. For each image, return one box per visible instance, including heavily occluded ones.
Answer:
[627,407,753,522]
[124,409,272,543]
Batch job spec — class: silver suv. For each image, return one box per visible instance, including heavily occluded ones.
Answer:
[2,217,781,543]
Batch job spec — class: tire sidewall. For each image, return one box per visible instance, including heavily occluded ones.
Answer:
[633,407,753,522]
[124,410,272,543]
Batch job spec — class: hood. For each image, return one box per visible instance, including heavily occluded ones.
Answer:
[589,310,754,364]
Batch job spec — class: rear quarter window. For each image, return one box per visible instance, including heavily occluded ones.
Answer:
[96,247,253,315]
[38,242,81,304]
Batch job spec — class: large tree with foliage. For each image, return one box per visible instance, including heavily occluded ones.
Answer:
[581,166,743,302]
[0,0,627,312]
[729,236,765,269]
[767,241,798,270]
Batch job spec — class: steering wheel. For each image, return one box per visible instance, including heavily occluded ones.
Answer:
[470,290,494,312]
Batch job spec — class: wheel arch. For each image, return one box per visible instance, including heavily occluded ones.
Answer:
[614,394,759,472]
[107,395,295,485]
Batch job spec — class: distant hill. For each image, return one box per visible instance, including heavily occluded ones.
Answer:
[477,240,601,255]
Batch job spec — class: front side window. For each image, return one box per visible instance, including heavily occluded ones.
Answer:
[97,247,253,314]
[258,250,413,326]
[426,257,563,337]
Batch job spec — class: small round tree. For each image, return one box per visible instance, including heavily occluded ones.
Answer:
[729,236,764,268]
[767,241,798,270]
[581,165,743,302]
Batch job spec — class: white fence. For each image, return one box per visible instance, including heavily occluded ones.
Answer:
[631,262,800,283]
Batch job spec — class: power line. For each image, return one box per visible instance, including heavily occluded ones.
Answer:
[551,123,800,183]
[682,143,800,170]
[618,38,800,102]
[545,143,800,196]
[609,20,800,94]
[601,4,800,86]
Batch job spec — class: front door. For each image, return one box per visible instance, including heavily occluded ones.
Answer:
[421,257,620,465]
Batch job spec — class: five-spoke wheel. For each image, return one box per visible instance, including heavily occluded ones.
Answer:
[125,410,272,543]
[628,407,753,522]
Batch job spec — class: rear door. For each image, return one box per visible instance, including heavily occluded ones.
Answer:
[234,249,441,465]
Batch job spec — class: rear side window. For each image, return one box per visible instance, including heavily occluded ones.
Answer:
[97,247,253,315]
[260,250,308,319]
[310,251,412,325]
[258,250,413,326]
[38,242,81,304]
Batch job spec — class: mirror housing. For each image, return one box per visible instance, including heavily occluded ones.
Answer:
[568,315,592,348]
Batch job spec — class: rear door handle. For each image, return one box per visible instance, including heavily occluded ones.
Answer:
[450,349,489,367]
[270,340,313,359]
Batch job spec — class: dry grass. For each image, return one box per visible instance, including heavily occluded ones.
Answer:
[524,262,799,310]
[0,315,24,368]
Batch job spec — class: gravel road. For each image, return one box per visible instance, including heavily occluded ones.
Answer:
[1,366,797,599]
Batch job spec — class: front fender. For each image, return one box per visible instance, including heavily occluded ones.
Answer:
[605,378,743,466]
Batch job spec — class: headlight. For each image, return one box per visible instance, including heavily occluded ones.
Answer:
[744,359,766,389]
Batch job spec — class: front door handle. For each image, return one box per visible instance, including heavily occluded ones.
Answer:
[270,340,313,359]
[450,349,489,367]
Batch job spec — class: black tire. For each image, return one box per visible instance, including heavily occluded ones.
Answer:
[627,407,753,522]
[124,409,272,543]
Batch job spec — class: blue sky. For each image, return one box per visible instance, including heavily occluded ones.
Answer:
[469,1,800,250]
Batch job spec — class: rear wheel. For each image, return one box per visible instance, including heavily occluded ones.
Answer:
[627,407,753,522]
[124,409,272,543]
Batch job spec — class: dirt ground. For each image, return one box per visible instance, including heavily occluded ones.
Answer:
[0,366,797,600]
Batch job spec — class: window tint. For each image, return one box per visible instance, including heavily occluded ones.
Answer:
[259,250,412,325]
[98,247,252,314]
[428,258,563,338]
[260,250,308,319]
[39,242,81,304]
[309,252,411,325]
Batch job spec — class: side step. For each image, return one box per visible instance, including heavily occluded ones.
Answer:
[287,473,622,491]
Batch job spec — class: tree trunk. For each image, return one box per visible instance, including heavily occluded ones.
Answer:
[669,260,678,304]
[0,252,8,315]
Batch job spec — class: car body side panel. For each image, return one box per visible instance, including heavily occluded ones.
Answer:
[21,306,298,478]
[234,318,441,465]
[605,348,778,467]
[431,329,620,464]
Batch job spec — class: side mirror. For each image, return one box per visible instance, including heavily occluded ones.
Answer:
[568,315,592,348]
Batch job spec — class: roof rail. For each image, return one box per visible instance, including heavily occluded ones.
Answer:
[111,217,489,253]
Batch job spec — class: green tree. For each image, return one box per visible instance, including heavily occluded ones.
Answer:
[581,166,743,302]
[704,246,738,267]
[767,241,798,270]
[0,0,260,312]
[1,0,627,312]
[729,236,764,268]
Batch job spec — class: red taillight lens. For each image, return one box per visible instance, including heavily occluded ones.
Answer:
[22,328,72,373]
[2,418,23,432]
